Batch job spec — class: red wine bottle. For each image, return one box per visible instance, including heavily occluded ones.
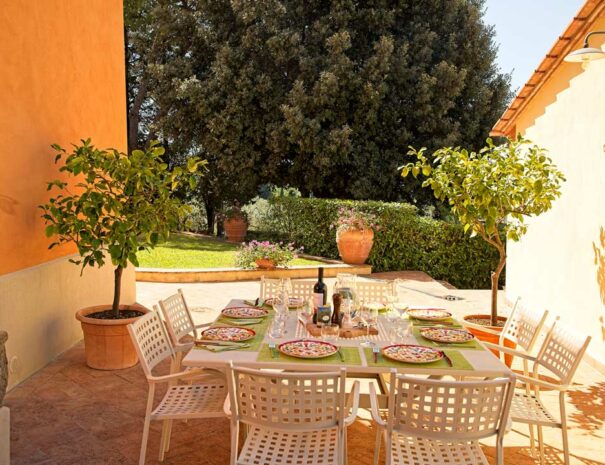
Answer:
[313,267,327,309]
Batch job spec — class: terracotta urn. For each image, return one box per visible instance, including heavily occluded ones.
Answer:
[463,314,515,367]
[224,216,248,242]
[255,258,277,270]
[337,228,374,265]
[0,331,7,406]
[76,304,150,370]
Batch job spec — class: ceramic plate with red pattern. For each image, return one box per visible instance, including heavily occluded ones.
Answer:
[420,327,474,344]
[381,344,443,364]
[278,339,338,359]
[200,326,256,342]
[265,297,305,308]
[407,308,452,321]
[221,306,269,319]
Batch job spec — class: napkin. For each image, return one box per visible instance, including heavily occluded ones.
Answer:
[197,343,250,352]
[222,318,263,326]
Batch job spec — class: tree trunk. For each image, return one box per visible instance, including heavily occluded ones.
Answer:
[490,249,506,326]
[206,203,215,235]
[112,266,123,317]
[128,81,147,152]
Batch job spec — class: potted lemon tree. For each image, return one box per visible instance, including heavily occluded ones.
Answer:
[41,139,203,370]
[402,136,564,349]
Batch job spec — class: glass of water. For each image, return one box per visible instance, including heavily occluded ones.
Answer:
[269,318,285,339]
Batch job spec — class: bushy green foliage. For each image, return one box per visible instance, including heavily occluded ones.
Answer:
[41,139,204,315]
[402,136,565,322]
[133,0,511,223]
[255,197,500,289]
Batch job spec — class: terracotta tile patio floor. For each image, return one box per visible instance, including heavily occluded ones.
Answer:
[6,280,605,465]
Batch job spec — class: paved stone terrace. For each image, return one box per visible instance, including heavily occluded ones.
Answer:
[6,277,605,464]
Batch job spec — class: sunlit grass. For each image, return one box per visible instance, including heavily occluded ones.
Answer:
[137,233,322,269]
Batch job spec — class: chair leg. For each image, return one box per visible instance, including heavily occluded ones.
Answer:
[560,393,570,465]
[139,416,151,465]
[496,435,504,465]
[159,419,169,462]
[373,427,382,465]
[139,388,155,465]
[230,422,240,465]
[537,425,546,465]
[561,425,570,465]
[529,424,537,458]
[343,429,348,465]
[165,419,174,452]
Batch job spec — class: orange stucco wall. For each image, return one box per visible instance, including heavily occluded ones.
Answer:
[0,0,127,275]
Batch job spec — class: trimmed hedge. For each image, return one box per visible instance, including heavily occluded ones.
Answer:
[256,197,502,289]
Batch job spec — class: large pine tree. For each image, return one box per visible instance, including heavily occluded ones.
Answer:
[128,0,511,225]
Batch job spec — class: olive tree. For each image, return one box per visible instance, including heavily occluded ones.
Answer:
[402,136,565,325]
[41,139,204,318]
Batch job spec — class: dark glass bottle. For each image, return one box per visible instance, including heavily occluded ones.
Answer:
[313,267,327,308]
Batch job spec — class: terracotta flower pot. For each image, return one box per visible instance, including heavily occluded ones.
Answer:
[0,331,7,406]
[255,258,277,270]
[463,314,516,367]
[224,216,248,242]
[76,304,150,370]
[337,228,374,265]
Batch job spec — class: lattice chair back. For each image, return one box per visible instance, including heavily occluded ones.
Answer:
[289,280,315,301]
[355,280,395,304]
[128,311,176,379]
[388,373,515,442]
[535,320,591,385]
[228,365,346,431]
[259,277,292,299]
[158,289,197,343]
[501,303,549,352]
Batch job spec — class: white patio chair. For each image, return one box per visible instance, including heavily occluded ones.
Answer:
[225,364,360,465]
[370,372,515,465]
[156,289,213,369]
[259,276,291,299]
[488,320,591,465]
[157,289,211,349]
[289,279,316,301]
[470,299,550,365]
[355,279,395,304]
[128,311,227,465]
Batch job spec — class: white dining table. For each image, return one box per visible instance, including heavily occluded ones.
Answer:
[181,299,512,379]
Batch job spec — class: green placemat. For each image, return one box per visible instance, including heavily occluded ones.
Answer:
[363,348,474,370]
[409,317,462,327]
[198,308,275,352]
[412,328,484,350]
[257,344,362,366]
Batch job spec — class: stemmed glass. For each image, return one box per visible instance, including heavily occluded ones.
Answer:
[360,304,378,347]
[271,295,288,328]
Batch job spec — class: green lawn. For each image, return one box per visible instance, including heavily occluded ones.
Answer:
[137,233,323,269]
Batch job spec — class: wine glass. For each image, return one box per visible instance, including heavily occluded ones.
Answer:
[394,301,409,319]
[268,318,285,339]
[395,320,410,342]
[297,298,313,324]
[272,295,288,322]
[360,304,378,347]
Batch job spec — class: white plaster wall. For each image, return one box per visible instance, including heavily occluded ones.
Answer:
[507,56,605,369]
[0,255,136,389]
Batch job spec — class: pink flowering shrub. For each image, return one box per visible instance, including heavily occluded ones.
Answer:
[235,240,303,269]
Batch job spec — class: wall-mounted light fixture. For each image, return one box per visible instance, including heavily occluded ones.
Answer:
[564,31,605,68]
